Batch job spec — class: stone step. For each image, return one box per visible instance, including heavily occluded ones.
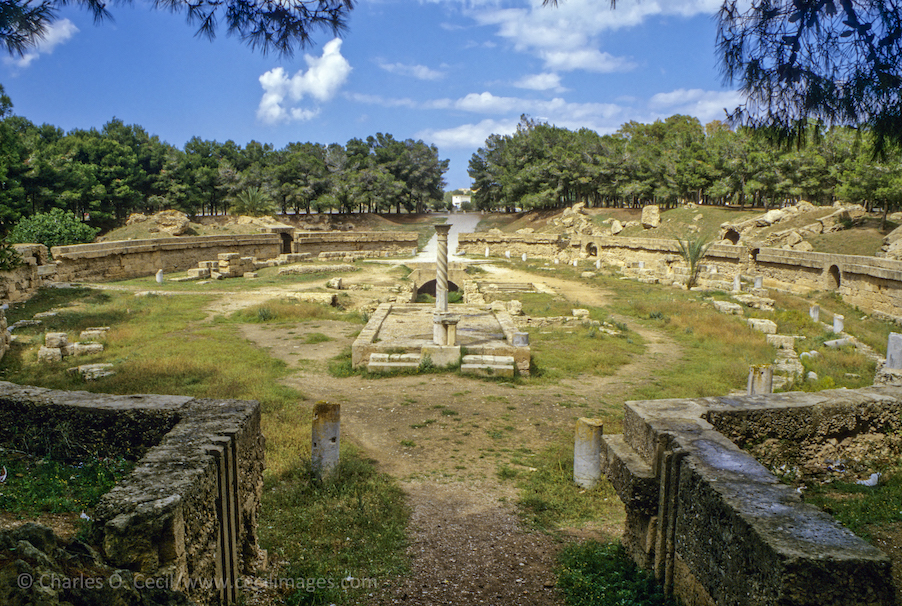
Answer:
[460,363,514,378]
[461,354,515,366]
[367,352,421,373]
[601,434,657,516]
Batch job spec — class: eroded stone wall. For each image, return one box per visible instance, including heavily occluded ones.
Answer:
[0,244,56,303]
[603,387,901,606]
[458,231,902,320]
[0,382,264,606]
[51,234,282,282]
[292,231,418,256]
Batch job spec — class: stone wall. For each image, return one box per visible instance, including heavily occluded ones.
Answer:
[0,244,57,303]
[51,234,282,282]
[602,387,900,606]
[0,381,265,606]
[457,232,569,258]
[458,231,902,320]
[292,231,418,257]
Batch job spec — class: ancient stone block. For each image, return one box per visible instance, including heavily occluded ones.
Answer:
[37,346,62,362]
[747,318,777,334]
[641,205,660,228]
[45,332,68,348]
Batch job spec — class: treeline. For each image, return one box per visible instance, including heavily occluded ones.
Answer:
[0,87,448,233]
[468,115,902,214]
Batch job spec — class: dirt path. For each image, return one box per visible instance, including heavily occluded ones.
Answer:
[232,262,682,605]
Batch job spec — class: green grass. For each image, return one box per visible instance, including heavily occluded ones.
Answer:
[0,453,134,516]
[228,298,365,324]
[303,332,333,344]
[509,440,622,531]
[803,470,902,539]
[556,541,681,606]
[603,278,775,399]
[528,325,644,382]
[108,263,363,292]
[260,448,409,605]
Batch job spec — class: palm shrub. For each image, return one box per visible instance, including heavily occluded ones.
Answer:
[675,236,712,289]
[230,186,276,217]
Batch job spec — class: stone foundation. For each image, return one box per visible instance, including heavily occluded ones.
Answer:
[0,244,57,303]
[292,231,418,256]
[603,387,901,606]
[458,232,902,321]
[51,234,282,282]
[0,381,265,606]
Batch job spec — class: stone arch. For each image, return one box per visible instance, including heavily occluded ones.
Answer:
[827,264,841,289]
[417,279,461,298]
[586,242,598,257]
[724,229,741,245]
[279,232,293,255]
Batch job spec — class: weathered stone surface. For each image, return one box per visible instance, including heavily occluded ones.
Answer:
[765,334,796,350]
[747,318,777,334]
[287,292,337,305]
[712,300,743,315]
[67,362,115,380]
[641,205,660,229]
[611,219,623,235]
[73,342,104,356]
[45,332,68,348]
[607,387,902,606]
[0,382,264,606]
[37,346,62,362]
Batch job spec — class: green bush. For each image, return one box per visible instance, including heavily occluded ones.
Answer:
[557,541,681,606]
[0,239,22,271]
[8,208,99,251]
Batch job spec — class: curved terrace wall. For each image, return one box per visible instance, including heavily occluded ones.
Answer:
[52,234,282,282]
[459,232,902,320]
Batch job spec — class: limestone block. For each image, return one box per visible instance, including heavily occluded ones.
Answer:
[713,300,743,315]
[74,342,104,356]
[61,343,76,357]
[218,253,240,261]
[747,318,777,334]
[45,332,68,348]
[187,268,211,279]
[38,346,62,362]
[766,334,796,350]
[326,278,343,290]
[243,272,258,279]
[611,219,623,235]
[572,308,590,319]
[507,300,523,316]
[80,328,110,341]
[67,363,115,380]
[641,205,660,229]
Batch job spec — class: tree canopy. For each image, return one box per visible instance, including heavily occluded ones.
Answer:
[718,0,902,153]
[0,0,355,56]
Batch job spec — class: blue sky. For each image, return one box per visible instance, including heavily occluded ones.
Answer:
[3,0,742,190]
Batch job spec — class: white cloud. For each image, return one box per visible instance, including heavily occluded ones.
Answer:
[4,19,78,68]
[541,49,636,73]
[256,38,352,124]
[378,61,446,80]
[473,0,720,73]
[418,118,520,149]
[648,88,743,123]
[514,72,566,92]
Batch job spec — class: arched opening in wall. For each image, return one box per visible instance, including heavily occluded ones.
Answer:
[724,229,741,245]
[416,279,460,301]
[827,265,841,290]
[750,248,760,263]
[586,243,598,257]
[280,233,293,255]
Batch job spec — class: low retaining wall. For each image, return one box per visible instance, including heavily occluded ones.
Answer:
[457,232,568,258]
[603,386,901,606]
[51,234,282,282]
[0,381,265,606]
[459,231,902,320]
[292,231,418,257]
[0,244,57,303]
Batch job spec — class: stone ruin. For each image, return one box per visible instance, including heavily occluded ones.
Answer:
[601,385,902,606]
[0,381,264,606]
